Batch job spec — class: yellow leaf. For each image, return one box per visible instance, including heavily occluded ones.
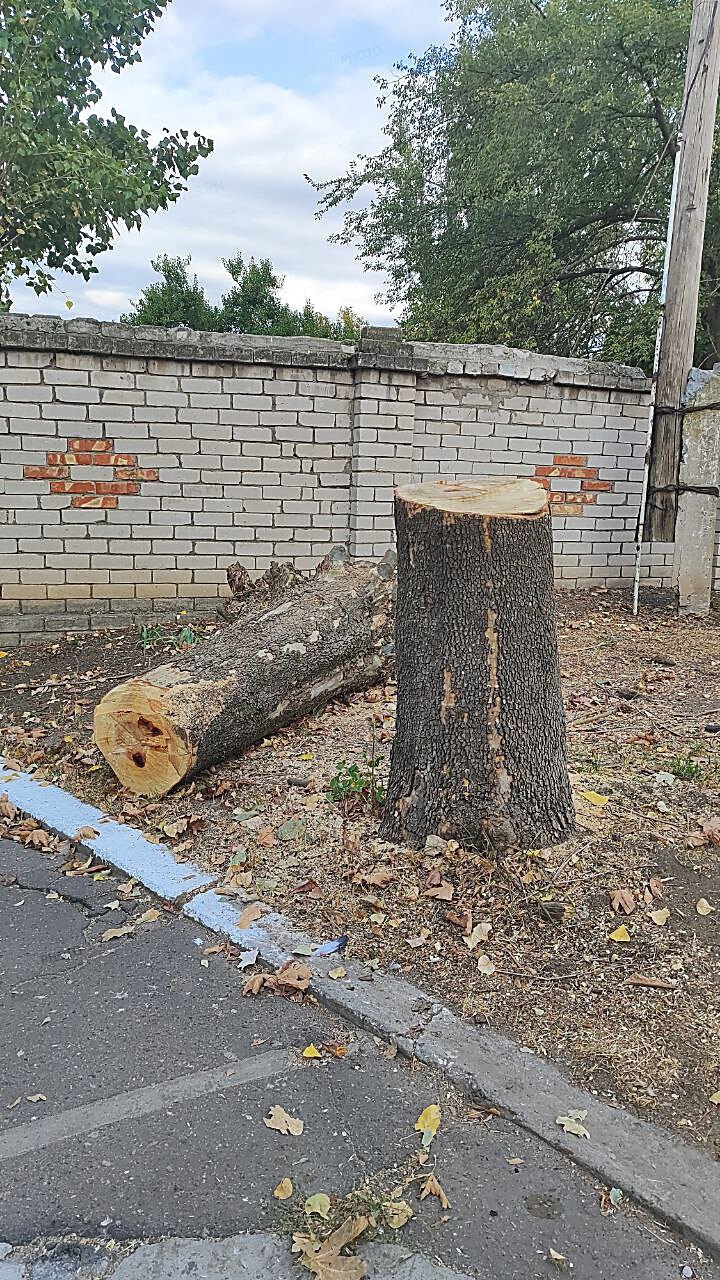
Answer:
[302,1044,323,1060]
[328,966,346,980]
[581,790,609,807]
[650,908,670,926]
[263,1105,304,1136]
[305,1193,331,1220]
[385,1200,413,1229]
[0,652,7,659]
[608,925,631,943]
[414,1103,441,1148]
[273,1177,293,1200]
[299,752,314,761]
[709,1091,720,1105]
[696,897,715,916]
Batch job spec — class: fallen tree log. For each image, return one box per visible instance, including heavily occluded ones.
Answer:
[380,478,576,853]
[94,549,395,796]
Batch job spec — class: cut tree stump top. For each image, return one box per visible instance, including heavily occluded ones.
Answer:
[396,478,548,519]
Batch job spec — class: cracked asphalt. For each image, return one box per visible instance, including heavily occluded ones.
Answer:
[0,837,715,1280]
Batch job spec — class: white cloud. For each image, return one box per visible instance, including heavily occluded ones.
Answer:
[10,1,452,326]
[160,0,447,50]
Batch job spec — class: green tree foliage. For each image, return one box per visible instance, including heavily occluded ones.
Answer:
[0,1,213,308]
[122,252,364,339]
[313,0,720,370]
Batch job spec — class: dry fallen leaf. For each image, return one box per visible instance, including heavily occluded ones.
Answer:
[302,1044,323,1060]
[264,1105,304,1136]
[328,966,346,980]
[423,878,454,902]
[477,953,496,975]
[610,889,635,915]
[623,973,674,991]
[237,903,263,929]
[274,1177,293,1200]
[696,897,715,916]
[555,1110,590,1139]
[649,907,670,926]
[101,924,135,942]
[548,1247,567,1266]
[256,826,277,848]
[384,1200,414,1229]
[137,908,161,924]
[73,826,99,840]
[419,1172,451,1210]
[709,1091,720,1105]
[292,1215,369,1280]
[0,793,18,819]
[26,1093,46,1104]
[366,865,395,887]
[464,921,492,950]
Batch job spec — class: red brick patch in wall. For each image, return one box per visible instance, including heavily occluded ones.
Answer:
[534,454,613,518]
[23,438,158,509]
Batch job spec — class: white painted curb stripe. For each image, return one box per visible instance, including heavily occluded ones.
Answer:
[0,761,215,900]
[0,1051,290,1162]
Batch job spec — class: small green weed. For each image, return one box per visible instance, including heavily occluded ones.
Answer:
[327,759,384,809]
[136,623,166,652]
[670,748,703,782]
[176,624,198,648]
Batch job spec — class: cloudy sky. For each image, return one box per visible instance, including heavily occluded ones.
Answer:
[11,0,452,327]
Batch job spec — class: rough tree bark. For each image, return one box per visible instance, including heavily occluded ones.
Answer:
[380,479,576,852]
[94,549,395,797]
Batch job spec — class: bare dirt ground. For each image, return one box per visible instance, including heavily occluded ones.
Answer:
[1,591,719,1157]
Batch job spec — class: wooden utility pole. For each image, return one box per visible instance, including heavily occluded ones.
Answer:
[644,0,720,542]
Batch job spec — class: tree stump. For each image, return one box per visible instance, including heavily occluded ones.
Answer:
[380,478,575,852]
[94,550,395,797]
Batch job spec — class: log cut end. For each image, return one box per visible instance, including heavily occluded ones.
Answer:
[94,675,194,796]
[396,477,547,519]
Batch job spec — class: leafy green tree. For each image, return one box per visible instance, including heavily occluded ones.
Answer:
[123,251,364,339]
[120,255,219,329]
[0,1,213,308]
[312,0,719,370]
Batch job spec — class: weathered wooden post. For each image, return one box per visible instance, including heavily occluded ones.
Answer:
[381,478,576,852]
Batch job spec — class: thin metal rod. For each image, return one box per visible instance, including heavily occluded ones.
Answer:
[632,135,684,616]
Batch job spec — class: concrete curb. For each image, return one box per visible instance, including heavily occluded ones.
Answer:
[0,1234,475,1279]
[5,763,719,1262]
[0,764,215,901]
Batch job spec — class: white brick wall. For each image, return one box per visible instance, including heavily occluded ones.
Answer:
[0,317,709,645]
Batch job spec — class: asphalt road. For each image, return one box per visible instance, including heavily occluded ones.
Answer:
[0,838,713,1280]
